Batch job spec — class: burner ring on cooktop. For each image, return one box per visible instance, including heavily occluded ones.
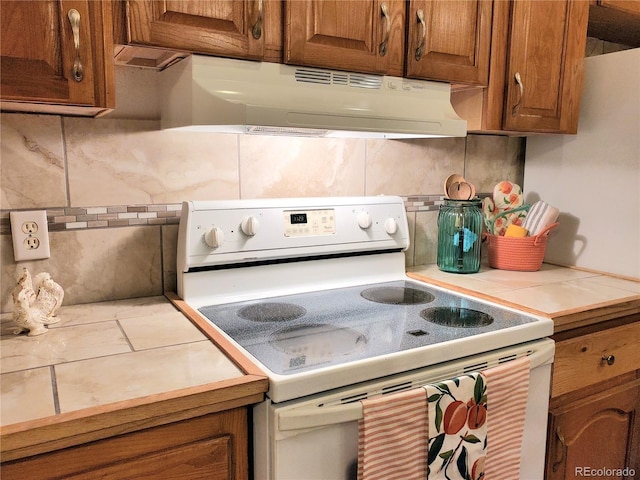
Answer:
[238,302,306,322]
[420,307,494,328]
[360,286,435,305]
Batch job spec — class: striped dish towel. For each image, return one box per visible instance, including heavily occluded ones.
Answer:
[482,356,531,479]
[357,388,428,480]
[522,200,559,236]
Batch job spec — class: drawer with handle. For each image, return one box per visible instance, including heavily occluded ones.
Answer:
[552,321,640,398]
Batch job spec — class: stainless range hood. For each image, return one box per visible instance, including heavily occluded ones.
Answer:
[159,55,467,139]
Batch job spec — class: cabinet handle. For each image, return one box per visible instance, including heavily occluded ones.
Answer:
[415,9,426,61]
[601,354,616,366]
[552,427,567,472]
[512,72,523,116]
[252,0,263,40]
[67,9,84,82]
[379,2,390,57]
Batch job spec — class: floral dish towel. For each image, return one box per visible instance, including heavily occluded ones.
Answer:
[425,373,487,480]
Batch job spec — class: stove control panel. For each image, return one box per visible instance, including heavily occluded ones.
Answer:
[178,196,410,271]
[283,209,336,237]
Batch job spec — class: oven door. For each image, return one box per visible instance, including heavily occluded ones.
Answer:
[253,338,554,480]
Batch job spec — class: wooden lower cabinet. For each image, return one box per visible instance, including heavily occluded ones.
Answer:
[546,319,640,480]
[0,408,249,480]
[546,375,640,480]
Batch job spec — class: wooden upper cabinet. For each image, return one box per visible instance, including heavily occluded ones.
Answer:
[284,0,405,76]
[125,0,282,62]
[503,0,589,133]
[588,1,640,47]
[596,0,640,15]
[451,0,589,134]
[0,0,115,116]
[405,0,492,85]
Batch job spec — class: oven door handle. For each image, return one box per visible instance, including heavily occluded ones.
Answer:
[278,341,554,432]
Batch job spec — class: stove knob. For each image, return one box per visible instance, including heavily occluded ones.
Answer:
[357,211,372,229]
[240,216,259,236]
[384,217,398,235]
[204,227,224,248]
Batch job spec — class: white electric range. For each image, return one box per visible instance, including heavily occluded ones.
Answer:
[176,196,554,480]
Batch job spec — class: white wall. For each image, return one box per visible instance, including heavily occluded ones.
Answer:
[524,48,640,279]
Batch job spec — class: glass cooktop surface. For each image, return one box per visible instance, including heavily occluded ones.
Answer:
[198,280,535,376]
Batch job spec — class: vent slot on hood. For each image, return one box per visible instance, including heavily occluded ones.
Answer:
[247,126,330,137]
[294,68,383,89]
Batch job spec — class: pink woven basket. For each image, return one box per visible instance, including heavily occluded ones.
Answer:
[485,223,558,271]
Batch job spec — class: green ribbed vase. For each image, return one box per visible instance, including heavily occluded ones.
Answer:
[437,198,483,274]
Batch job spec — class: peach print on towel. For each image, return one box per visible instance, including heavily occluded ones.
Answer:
[426,373,487,480]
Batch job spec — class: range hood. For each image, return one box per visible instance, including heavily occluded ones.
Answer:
[159,55,467,139]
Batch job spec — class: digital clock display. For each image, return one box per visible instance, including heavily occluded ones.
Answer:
[290,213,307,225]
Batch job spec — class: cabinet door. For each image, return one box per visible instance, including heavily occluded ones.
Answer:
[546,378,640,480]
[405,0,492,85]
[0,408,249,480]
[503,0,589,133]
[285,0,405,76]
[127,0,280,61]
[0,0,114,115]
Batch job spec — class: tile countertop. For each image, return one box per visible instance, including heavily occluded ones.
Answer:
[0,295,268,462]
[407,263,640,332]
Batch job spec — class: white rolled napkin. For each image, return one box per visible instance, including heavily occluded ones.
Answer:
[523,200,559,236]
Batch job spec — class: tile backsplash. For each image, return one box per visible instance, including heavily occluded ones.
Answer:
[0,66,524,312]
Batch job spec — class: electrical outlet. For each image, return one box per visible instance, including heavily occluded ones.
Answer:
[10,210,51,261]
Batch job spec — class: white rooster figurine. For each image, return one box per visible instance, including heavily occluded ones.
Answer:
[11,268,64,336]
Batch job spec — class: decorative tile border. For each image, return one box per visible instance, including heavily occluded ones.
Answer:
[0,195,491,235]
[403,195,445,213]
[0,204,182,235]
[402,194,489,213]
